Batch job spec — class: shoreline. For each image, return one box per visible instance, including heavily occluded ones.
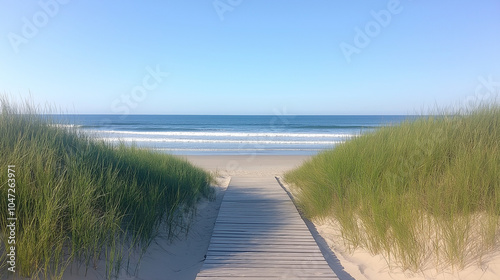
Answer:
[183,155,312,177]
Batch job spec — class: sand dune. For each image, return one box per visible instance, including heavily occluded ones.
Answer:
[65,155,500,280]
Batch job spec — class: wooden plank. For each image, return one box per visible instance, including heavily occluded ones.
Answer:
[204,253,326,259]
[210,232,313,237]
[204,258,327,263]
[212,225,306,230]
[205,247,321,253]
[204,256,326,262]
[198,268,337,277]
[196,176,337,279]
[208,240,315,245]
[206,243,320,248]
[199,267,337,275]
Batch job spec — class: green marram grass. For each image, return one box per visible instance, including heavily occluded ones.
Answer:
[0,99,214,279]
[285,104,500,271]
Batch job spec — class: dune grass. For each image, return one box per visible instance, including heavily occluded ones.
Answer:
[285,104,500,271]
[0,99,214,279]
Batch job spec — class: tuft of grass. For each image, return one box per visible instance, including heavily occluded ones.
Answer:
[285,104,500,271]
[0,98,214,279]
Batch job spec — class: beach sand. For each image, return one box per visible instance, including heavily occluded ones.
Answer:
[62,155,310,280]
[183,155,312,177]
[311,219,500,280]
[61,175,230,280]
[64,155,500,280]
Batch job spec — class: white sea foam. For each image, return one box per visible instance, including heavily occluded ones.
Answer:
[98,137,342,145]
[89,130,355,139]
[50,124,82,128]
[152,148,318,152]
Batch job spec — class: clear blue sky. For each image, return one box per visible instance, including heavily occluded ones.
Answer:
[1,0,499,115]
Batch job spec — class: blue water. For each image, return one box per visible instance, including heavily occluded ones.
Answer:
[53,115,412,155]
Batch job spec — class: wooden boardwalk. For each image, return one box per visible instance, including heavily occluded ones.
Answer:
[196,176,338,279]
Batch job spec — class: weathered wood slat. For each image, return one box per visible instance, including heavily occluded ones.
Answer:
[196,176,338,279]
[204,252,326,258]
[198,268,336,277]
[208,240,315,245]
[204,256,327,262]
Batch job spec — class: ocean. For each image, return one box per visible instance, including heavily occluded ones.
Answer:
[53,115,412,155]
